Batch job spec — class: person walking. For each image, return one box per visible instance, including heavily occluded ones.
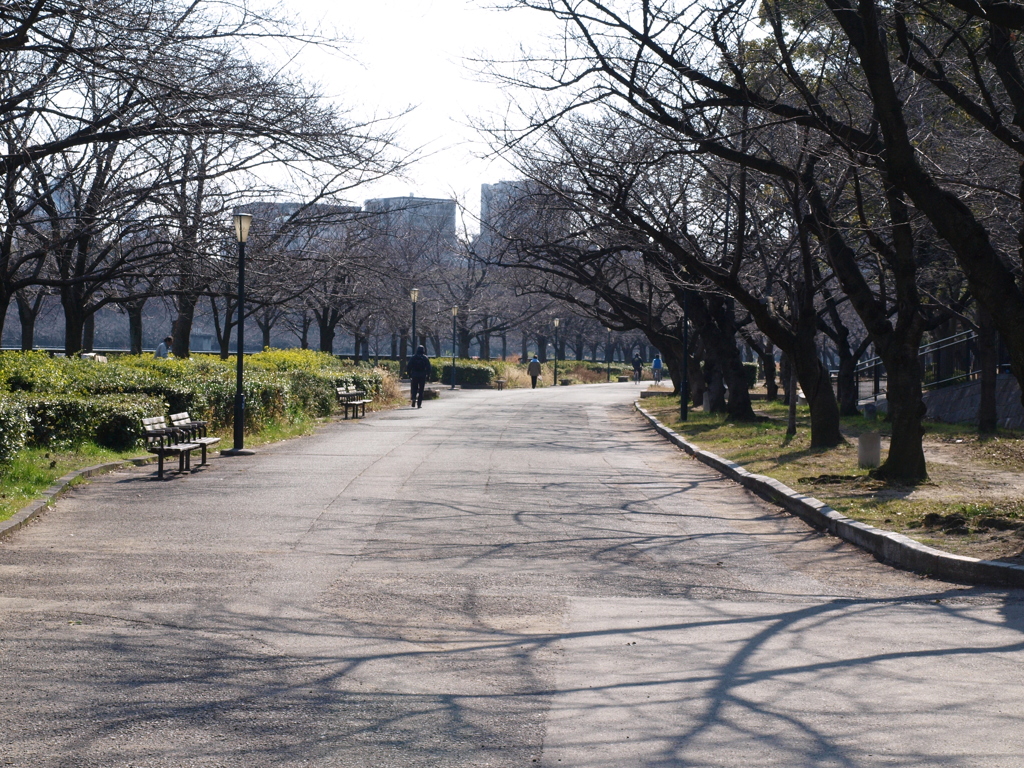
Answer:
[407,345,431,408]
[527,355,542,389]
[632,353,644,384]
[652,353,663,384]
[154,336,172,358]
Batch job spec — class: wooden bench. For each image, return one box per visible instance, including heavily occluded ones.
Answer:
[169,412,221,467]
[336,388,372,419]
[142,416,200,480]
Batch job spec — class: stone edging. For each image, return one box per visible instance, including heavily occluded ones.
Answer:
[0,456,155,540]
[635,402,1024,588]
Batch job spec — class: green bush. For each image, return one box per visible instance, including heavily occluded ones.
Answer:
[0,351,72,392]
[287,370,336,417]
[13,393,167,450]
[436,361,494,386]
[0,349,386,463]
[0,397,30,465]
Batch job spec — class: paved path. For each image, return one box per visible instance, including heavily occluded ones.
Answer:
[1,383,1023,767]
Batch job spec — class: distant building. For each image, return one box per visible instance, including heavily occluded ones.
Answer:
[478,180,553,256]
[364,195,457,239]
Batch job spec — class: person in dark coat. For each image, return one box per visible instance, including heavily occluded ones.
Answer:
[407,345,431,408]
[527,355,542,389]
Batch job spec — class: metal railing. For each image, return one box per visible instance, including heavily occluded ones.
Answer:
[848,329,983,402]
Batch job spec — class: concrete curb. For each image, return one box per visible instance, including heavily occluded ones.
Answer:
[635,402,1024,588]
[0,456,156,540]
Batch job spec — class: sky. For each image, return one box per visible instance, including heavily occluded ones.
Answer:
[291,0,556,231]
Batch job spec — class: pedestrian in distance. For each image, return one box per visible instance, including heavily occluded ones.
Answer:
[154,336,172,358]
[527,355,542,389]
[407,345,431,408]
[632,353,644,384]
[652,353,663,384]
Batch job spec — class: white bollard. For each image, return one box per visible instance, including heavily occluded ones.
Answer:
[858,431,881,468]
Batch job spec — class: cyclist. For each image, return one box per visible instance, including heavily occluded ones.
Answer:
[631,353,644,384]
[652,354,663,384]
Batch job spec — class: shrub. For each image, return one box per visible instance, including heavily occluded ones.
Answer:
[0,351,72,393]
[13,393,167,450]
[373,359,401,376]
[0,397,30,465]
[436,361,494,387]
[287,370,336,417]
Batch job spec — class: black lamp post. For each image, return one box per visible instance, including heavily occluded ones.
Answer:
[553,318,560,385]
[606,327,612,382]
[225,212,254,455]
[410,288,419,353]
[451,306,458,389]
[680,291,690,422]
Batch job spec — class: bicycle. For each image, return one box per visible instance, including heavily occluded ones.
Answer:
[633,366,642,384]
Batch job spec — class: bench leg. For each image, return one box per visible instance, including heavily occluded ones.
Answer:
[199,444,208,466]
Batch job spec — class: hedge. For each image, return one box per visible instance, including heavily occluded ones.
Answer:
[435,362,494,387]
[0,397,30,464]
[4,392,167,452]
[0,350,390,465]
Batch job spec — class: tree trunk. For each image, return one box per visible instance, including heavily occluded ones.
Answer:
[172,293,198,358]
[537,334,548,363]
[125,299,145,355]
[762,345,778,401]
[978,309,998,435]
[15,290,43,351]
[791,344,845,448]
[264,317,276,350]
[0,290,10,348]
[82,313,95,352]
[61,287,86,356]
[836,353,860,417]
[319,321,336,354]
[873,340,927,481]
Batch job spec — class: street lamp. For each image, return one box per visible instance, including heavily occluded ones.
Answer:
[410,288,419,354]
[680,291,690,422]
[224,212,254,455]
[606,327,612,382]
[451,306,458,390]
[553,318,559,386]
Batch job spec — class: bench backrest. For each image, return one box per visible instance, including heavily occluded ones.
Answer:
[142,416,168,433]
[143,416,171,448]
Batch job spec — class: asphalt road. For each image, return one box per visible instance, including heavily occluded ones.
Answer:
[1,383,1023,767]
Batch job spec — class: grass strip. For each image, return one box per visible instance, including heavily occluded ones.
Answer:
[642,395,1024,562]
